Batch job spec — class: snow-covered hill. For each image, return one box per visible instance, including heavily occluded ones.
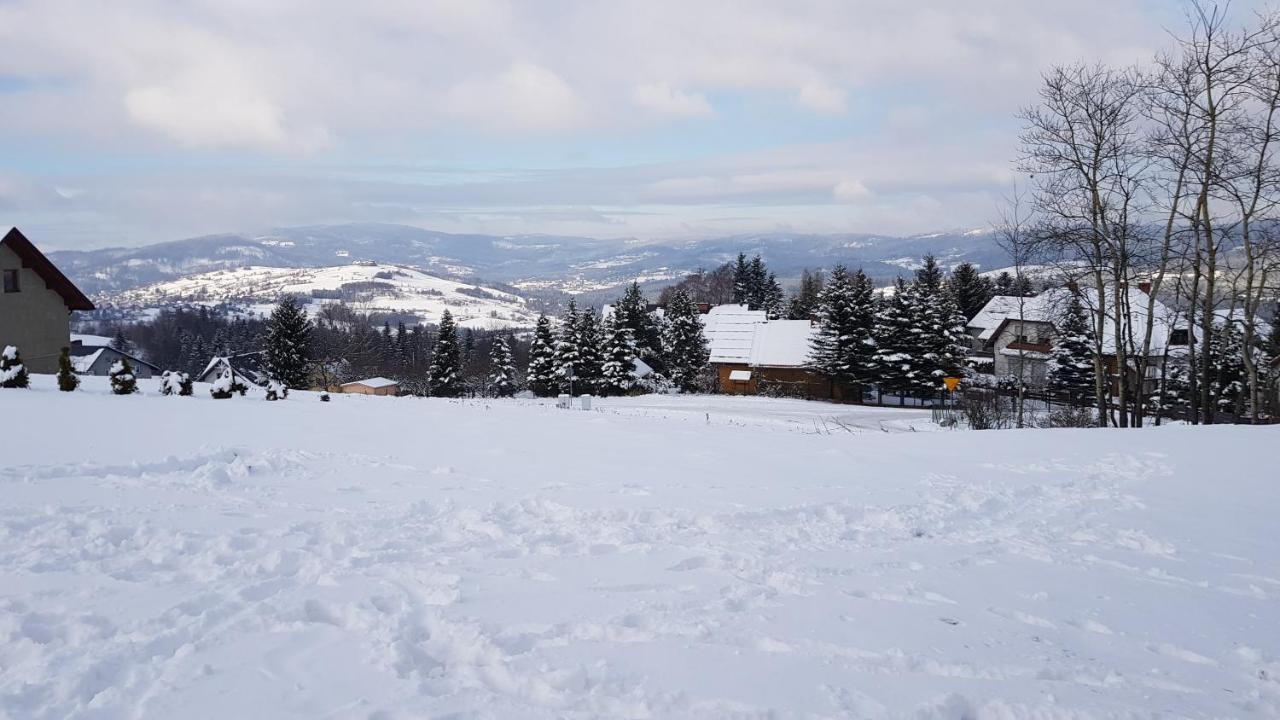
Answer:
[108,262,538,329]
[2,376,1277,718]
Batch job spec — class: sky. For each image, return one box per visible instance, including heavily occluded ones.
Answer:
[0,1,1265,250]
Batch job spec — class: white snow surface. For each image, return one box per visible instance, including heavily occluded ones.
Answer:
[1,376,1278,719]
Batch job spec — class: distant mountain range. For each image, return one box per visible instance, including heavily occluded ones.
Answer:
[48,223,1012,303]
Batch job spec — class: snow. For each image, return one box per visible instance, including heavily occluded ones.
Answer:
[342,376,398,389]
[69,348,104,374]
[70,333,113,347]
[728,369,752,381]
[702,304,766,364]
[970,288,1183,354]
[748,319,815,367]
[1,376,1278,718]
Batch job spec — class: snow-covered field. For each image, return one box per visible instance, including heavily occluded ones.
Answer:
[2,376,1277,719]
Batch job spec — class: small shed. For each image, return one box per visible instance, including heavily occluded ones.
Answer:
[70,345,160,378]
[340,377,399,396]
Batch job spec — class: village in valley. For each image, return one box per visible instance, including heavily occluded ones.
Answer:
[2,2,1279,718]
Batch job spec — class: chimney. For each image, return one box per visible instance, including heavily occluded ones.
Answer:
[697,303,711,315]
[1137,281,1152,295]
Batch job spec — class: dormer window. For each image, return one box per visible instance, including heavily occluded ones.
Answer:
[2,269,18,293]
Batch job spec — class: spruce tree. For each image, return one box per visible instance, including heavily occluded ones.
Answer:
[911,261,969,391]
[264,296,313,389]
[109,358,138,395]
[1047,293,1095,400]
[573,307,604,394]
[994,271,1015,296]
[732,253,751,304]
[808,265,877,395]
[762,272,786,319]
[526,314,559,397]
[488,335,517,397]
[57,347,79,392]
[428,309,463,397]
[747,255,768,309]
[949,262,994,320]
[553,299,583,394]
[613,282,662,369]
[0,345,30,389]
[873,279,922,401]
[1010,274,1036,297]
[787,268,825,320]
[110,327,134,355]
[600,316,638,397]
[663,289,709,392]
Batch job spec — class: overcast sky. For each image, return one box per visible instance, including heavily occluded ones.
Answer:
[0,1,1265,250]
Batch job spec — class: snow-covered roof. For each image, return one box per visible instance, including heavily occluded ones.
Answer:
[631,358,654,379]
[748,320,816,368]
[971,287,1182,355]
[728,369,752,381]
[70,333,113,347]
[343,377,398,389]
[70,348,104,373]
[702,304,766,363]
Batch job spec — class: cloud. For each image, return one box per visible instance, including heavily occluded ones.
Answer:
[797,80,847,114]
[833,179,869,201]
[444,61,586,132]
[631,82,713,117]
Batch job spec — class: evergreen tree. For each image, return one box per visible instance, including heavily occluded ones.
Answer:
[747,255,768,309]
[732,253,751,304]
[1010,274,1036,297]
[573,307,604,394]
[110,327,134,355]
[428,310,463,397]
[1208,320,1247,414]
[1047,293,1096,400]
[994,271,1015,296]
[808,265,877,395]
[463,329,476,365]
[762,272,786,319]
[264,296,313,389]
[949,262,994,320]
[787,268,825,320]
[873,279,923,400]
[57,346,79,392]
[488,335,517,397]
[0,345,30,389]
[526,314,559,397]
[613,282,662,369]
[553,299,583,394]
[911,262,969,390]
[662,289,709,392]
[915,254,945,293]
[600,316,638,397]
[109,358,138,395]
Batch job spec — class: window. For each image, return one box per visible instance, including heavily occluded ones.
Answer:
[2,269,18,293]
[1169,329,1189,346]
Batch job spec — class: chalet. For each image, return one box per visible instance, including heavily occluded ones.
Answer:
[339,377,399,396]
[704,305,830,399]
[968,285,1185,393]
[198,352,270,387]
[0,227,95,373]
[69,341,160,378]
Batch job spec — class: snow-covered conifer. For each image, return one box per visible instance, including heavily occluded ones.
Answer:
[873,279,921,400]
[488,335,517,397]
[264,296,313,390]
[0,345,29,389]
[553,299,583,394]
[662,289,709,392]
[109,358,138,395]
[428,309,463,397]
[526,314,558,397]
[573,307,604,394]
[809,266,877,396]
[600,316,637,397]
[1047,293,1096,400]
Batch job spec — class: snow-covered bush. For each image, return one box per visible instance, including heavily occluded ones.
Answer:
[0,345,29,389]
[109,359,138,395]
[319,392,331,402]
[57,347,79,392]
[210,368,247,399]
[160,370,192,396]
[265,379,289,401]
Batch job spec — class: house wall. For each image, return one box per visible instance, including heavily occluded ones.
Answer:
[991,320,1054,385]
[0,244,72,374]
[716,363,834,400]
[342,383,397,396]
[86,348,156,378]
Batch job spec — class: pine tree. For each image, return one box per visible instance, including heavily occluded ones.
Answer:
[994,271,1015,296]
[264,296,313,389]
[600,316,638,397]
[949,262,994,320]
[747,255,768,309]
[488,335,517,397]
[428,309,463,397]
[787,268,825,320]
[911,260,969,391]
[526,314,559,397]
[553,299,583,394]
[762,272,786,319]
[1047,293,1095,400]
[57,346,79,391]
[0,345,30,389]
[663,289,709,392]
[109,358,138,395]
[573,307,604,394]
[808,265,877,395]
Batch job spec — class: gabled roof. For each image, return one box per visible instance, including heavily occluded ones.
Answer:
[1,227,94,311]
[70,346,160,373]
[702,304,766,363]
[970,286,1183,355]
[748,320,816,368]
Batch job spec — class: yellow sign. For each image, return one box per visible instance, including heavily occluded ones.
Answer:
[942,376,961,392]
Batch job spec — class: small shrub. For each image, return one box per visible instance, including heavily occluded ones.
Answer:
[0,345,30,389]
[265,379,289,401]
[57,347,79,392]
[160,370,193,396]
[109,358,138,395]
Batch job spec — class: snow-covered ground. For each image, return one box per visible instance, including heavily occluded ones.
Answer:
[2,376,1277,719]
